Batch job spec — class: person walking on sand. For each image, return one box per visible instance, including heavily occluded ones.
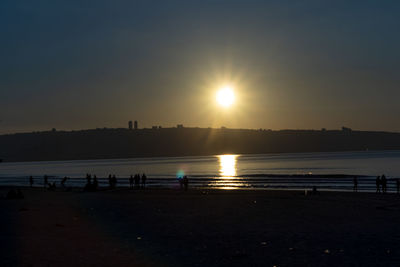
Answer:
[353,176,358,192]
[129,175,134,189]
[141,173,147,189]
[376,176,381,193]
[381,174,387,193]
[44,175,48,188]
[29,176,34,187]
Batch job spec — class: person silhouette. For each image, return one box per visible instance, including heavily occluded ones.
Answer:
[141,173,147,189]
[44,175,48,189]
[353,176,358,192]
[29,176,34,187]
[135,174,140,189]
[183,176,189,191]
[376,176,381,193]
[396,179,400,194]
[312,186,318,195]
[86,174,92,185]
[112,175,117,188]
[129,175,134,189]
[108,174,112,188]
[179,177,184,190]
[61,177,68,188]
[381,174,387,193]
[93,175,98,191]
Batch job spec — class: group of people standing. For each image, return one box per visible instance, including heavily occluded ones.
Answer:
[129,174,147,189]
[28,173,149,191]
[84,173,148,190]
[376,175,388,193]
[353,174,400,193]
[179,176,189,191]
[108,174,118,189]
[84,174,99,191]
[31,175,58,190]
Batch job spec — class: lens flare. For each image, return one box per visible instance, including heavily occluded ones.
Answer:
[176,169,185,179]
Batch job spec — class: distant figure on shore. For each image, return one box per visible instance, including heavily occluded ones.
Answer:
[376,176,381,193]
[183,176,189,191]
[353,176,358,192]
[29,176,34,187]
[84,173,92,191]
[84,175,98,192]
[129,175,134,189]
[61,177,68,187]
[381,174,387,193]
[179,178,183,190]
[312,186,318,195]
[43,175,48,188]
[142,173,147,188]
[86,174,92,185]
[134,174,140,189]
[112,175,117,188]
[108,174,112,188]
[93,175,98,190]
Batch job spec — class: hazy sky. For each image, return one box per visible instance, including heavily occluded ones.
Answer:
[1,0,400,134]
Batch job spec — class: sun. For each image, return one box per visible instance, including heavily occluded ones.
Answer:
[216,86,235,107]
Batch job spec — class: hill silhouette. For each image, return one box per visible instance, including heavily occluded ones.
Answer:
[1,127,400,162]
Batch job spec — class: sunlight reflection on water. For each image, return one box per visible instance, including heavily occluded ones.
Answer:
[213,154,248,189]
[218,154,238,178]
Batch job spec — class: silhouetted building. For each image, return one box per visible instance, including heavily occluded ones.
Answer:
[128,121,133,130]
[152,126,158,130]
[177,124,184,129]
[134,120,138,130]
[342,126,352,133]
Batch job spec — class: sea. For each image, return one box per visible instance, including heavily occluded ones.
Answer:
[1,150,399,192]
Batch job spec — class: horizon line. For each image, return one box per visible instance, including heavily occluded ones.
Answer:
[1,126,399,136]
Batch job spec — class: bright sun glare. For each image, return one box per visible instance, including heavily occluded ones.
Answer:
[216,86,235,107]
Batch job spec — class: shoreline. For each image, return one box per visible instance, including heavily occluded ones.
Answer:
[1,184,399,194]
[1,185,399,196]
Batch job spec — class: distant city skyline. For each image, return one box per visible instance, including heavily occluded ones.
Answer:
[0,119,392,135]
[1,1,400,134]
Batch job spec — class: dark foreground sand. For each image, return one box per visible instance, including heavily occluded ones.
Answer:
[1,187,400,267]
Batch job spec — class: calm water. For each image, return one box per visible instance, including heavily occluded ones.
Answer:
[1,150,400,191]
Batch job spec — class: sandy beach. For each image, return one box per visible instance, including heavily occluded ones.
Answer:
[1,187,400,266]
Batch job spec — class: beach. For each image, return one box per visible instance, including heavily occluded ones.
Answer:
[1,187,400,266]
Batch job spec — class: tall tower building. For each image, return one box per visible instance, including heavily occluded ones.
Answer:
[128,121,133,130]
[134,120,138,130]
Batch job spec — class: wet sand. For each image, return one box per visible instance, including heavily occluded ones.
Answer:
[1,187,400,266]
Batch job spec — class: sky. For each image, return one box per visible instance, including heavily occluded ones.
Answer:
[1,0,400,134]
